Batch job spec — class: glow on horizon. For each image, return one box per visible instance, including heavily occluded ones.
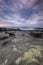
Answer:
[0,24,12,27]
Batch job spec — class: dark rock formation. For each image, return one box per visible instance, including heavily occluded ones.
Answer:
[9,33,15,37]
[29,31,43,38]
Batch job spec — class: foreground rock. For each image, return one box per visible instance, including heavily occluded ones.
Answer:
[0,45,43,65]
[0,28,43,65]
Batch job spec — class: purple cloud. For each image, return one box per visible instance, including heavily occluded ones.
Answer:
[0,0,43,28]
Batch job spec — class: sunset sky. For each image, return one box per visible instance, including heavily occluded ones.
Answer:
[0,0,43,28]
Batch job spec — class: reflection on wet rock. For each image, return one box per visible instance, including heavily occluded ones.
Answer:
[16,47,43,65]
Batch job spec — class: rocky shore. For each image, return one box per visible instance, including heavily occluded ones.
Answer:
[0,28,43,65]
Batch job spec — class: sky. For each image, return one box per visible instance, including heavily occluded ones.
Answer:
[0,0,43,28]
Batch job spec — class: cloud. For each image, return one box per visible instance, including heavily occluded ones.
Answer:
[19,0,37,8]
[0,0,43,28]
[0,0,38,12]
[24,13,43,28]
[0,17,25,27]
[33,0,43,15]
